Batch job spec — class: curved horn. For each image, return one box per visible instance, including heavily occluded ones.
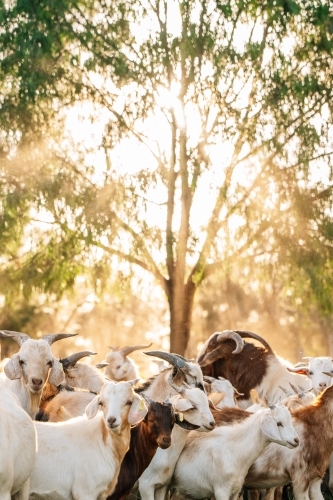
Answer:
[119,343,153,357]
[60,351,97,369]
[42,333,78,345]
[144,351,188,370]
[215,331,244,354]
[279,386,293,397]
[0,330,31,346]
[233,330,273,353]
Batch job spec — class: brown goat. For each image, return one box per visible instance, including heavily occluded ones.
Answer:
[107,400,176,500]
[245,384,333,500]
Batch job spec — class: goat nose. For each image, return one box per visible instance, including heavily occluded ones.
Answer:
[209,421,216,428]
[108,417,117,427]
[294,437,299,445]
[32,378,43,387]
[163,437,171,445]
[319,382,327,387]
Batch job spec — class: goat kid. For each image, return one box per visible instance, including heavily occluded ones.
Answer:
[105,344,152,381]
[29,380,147,500]
[173,404,299,500]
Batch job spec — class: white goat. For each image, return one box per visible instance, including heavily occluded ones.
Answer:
[287,357,333,395]
[0,386,37,500]
[137,383,215,500]
[29,380,148,500]
[204,376,240,408]
[0,330,76,419]
[105,344,151,381]
[173,404,299,500]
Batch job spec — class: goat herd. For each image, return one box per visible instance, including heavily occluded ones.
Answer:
[1,329,333,500]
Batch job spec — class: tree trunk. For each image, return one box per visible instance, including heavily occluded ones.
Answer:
[168,280,196,355]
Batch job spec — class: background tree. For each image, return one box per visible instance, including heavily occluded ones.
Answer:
[1,0,333,355]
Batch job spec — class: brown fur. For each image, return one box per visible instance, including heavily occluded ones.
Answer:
[212,406,250,426]
[107,401,175,500]
[200,340,270,401]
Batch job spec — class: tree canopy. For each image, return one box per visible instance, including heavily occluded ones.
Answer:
[1,0,333,354]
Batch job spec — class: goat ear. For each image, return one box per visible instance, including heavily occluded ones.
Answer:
[128,394,148,425]
[173,395,194,412]
[4,354,22,380]
[85,396,100,419]
[48,358,65,386]
[260,413,286,446]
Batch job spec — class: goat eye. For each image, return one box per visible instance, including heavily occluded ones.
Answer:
[99,401,104,407]
[47,361,53,367]
[126,400,132,406]
[277,422,283,427]
[19,360,25,365]
[309,371,313,375]
[116,365,121,369]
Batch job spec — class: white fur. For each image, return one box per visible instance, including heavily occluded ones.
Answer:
[105,350,140,381]
[0,386,37,500]
[173,406,299,500]
[29,380,147,500]
[64,362,106,393]
[1,339,65,418]
[205,377,237,408]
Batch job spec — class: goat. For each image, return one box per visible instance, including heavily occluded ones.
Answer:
[105,343,152,381]
[279,384,316,411]
[0,385,37,500]
[39,389,96,422]
[107,396,177,500]
[173,404,299,500]
[29,380,148,500]
[245,384,333,500]
[204,375,241,408]
[197,330,311,407]
[287,357,333,395]
[136,383,215,500]
[0,330,76,419]
[137,332,243,402]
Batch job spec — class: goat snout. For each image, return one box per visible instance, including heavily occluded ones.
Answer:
[157,437,171,450]
[205,421,216,430]
[107,417,117,428]
[319,382,327,389]
[31,378,43,390]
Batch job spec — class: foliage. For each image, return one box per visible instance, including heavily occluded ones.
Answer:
[1,0,333,352]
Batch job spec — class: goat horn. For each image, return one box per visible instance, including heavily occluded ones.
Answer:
[42,333,78,345]
[60,351,97,369]
[233,330,274,353]
[142,393,155,405]
[95,363,108,369]
[169,381,186,394]
[322,371,333,377]
[107,346,120,351]
[0,330,31,346]
[233,387,244,396]
[144,351,190,370]
[119,343,153,357]
[215,331,244,354]
[286,364,308,373]
[279,386,293,397]
[289,383,303,396]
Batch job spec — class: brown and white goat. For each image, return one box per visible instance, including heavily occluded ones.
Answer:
[245,384,333,500]
[197,330,310,407]
[107,397,179,500]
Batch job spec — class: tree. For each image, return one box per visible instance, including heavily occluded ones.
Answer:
[1,0,333,354]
